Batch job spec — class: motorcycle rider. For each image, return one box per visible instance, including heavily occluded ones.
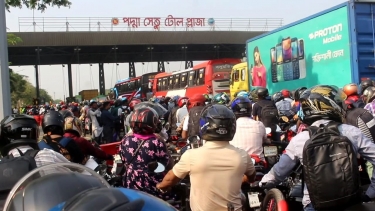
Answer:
[361,79,374,95]
[230,96,266,161]
[211,92,230,105]
[343,83,365,108]
[260,85,375,211]
[157,104,256,211]
[280,89,293,104]
[181,94,207,140]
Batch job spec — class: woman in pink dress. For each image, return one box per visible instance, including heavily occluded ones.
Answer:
[251,46,267,87]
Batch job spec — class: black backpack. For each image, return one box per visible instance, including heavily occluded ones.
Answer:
[303,121,361,210]
[188,106,205,137]
[345,108,375,142]
[0,149,39,196]
[258,101,279,128]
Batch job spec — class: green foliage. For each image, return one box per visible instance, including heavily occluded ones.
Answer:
[7,34,22,45]
[5,0,71,12]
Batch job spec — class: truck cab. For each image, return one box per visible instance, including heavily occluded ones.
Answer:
[230,62,249,99]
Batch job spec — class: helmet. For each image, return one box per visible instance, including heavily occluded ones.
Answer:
[281,89,291,98]
[293,87,307,101]
[256,88,269,98]
[187,94,206,110]
[114,99,122,107]
[363,86,375,104]
[169,95,180,103]
[149,97,161,103]
[360,79,373,94]
[272,92,284,103]
[42,110,65,135]
[129,99,142,111]
[299,85,346,125]
[177,97,189,108]
[0,115,39,156]
[199,104,236,141]
[236,91,249,98]
[130,107,159,135]
[212,92,230,105]
[59,109,74,119]
[49,188,177,211]
[343,83,358,96]
[134,102,168,118]
[230,96,252,118]
[4,163,110,211]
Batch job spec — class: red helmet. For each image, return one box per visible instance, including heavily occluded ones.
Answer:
[129,99,142,111]
[177,97,189,108]
[187,94,206,110]
[281,89,291,98]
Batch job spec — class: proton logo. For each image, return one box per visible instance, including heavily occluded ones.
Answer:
[216,128,228,135]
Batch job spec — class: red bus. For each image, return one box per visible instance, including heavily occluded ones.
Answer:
[152,58,241,98]
[114,72,158,99]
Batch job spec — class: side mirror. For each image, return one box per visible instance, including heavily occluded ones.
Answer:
[154,162,165,173]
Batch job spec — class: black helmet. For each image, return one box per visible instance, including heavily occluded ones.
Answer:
[256,88,269,98]
[130,107,159,135]
[360,79,373,95]
[199,104,236,141]
[272,92,284,103]
[0,115,39,156]
[230,96,252,118]
[293,87,307,101]
[42,110,64,135]
[299,85,346,125]
[114,99,122,107]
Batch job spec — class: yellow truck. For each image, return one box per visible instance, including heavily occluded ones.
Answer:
[229,62,249,99]
[79,89,98,101]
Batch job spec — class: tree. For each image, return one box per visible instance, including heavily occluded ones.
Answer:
[5,0,71,12]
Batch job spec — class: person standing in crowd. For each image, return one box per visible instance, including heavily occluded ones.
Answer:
[101,101,115,143]
[89,100,103,145]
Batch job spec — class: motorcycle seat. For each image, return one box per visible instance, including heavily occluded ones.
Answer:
[344,203,375,211]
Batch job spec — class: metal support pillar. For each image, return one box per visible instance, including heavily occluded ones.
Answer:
[157,61,165,72]
[185,61,193,69]
[34,64,40,99]
[99,63,105,95]
[67,64,73,98]
[129,62,136,78]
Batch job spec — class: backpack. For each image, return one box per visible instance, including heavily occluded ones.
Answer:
[303,121,361,210]
[0,149,39,195]
[187,106,205,137]
[38,135,85,164]
[257,101,279,129]
[346,108,375,142]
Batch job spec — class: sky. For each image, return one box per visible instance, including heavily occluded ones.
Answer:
[5,0,347,100]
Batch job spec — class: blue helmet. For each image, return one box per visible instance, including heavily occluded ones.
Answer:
[236,91,249,98]
[230,96,252,118]
[212,92,230,105]
[49,188,177,211]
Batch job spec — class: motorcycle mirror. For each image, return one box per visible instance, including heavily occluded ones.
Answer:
[154,162,165,173]
[265,127,272,135]
[164,122,170,131]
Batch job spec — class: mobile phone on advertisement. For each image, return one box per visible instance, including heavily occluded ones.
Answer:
[270,47,278,83]
[291,37,300,80]
[282,37,293,81]
[298,39,307,79]
[276,43,284,82]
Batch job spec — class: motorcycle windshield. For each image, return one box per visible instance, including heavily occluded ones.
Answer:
[3,163,110,211]
[134,102,168,117]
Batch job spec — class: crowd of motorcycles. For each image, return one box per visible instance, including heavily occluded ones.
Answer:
[88,109,302,211]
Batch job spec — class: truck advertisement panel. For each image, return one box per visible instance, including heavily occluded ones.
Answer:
[247,6,351,94]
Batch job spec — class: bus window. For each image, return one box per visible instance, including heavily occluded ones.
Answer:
[188,71,196,87]
[169,76,174,90]
[173,74,180,89]
[180,73,187,88]
[241,69,246,81]
[157,79,162,91]
[135,79,139,89]
[162,77,168,91]
[197,68,205,85]
[129,81,135,91]
[234,70,240,82]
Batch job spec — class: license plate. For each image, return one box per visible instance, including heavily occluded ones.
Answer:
[264,146,278,157]
[248,193,261,208]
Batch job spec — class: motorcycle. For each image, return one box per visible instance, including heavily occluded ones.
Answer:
[263,127,289,170]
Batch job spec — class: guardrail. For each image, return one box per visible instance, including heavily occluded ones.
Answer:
[17,16,283,32]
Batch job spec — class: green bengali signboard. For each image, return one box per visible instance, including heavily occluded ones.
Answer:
[247,5,351,94]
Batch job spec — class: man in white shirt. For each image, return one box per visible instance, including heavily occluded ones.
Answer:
[89,101,103,144]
